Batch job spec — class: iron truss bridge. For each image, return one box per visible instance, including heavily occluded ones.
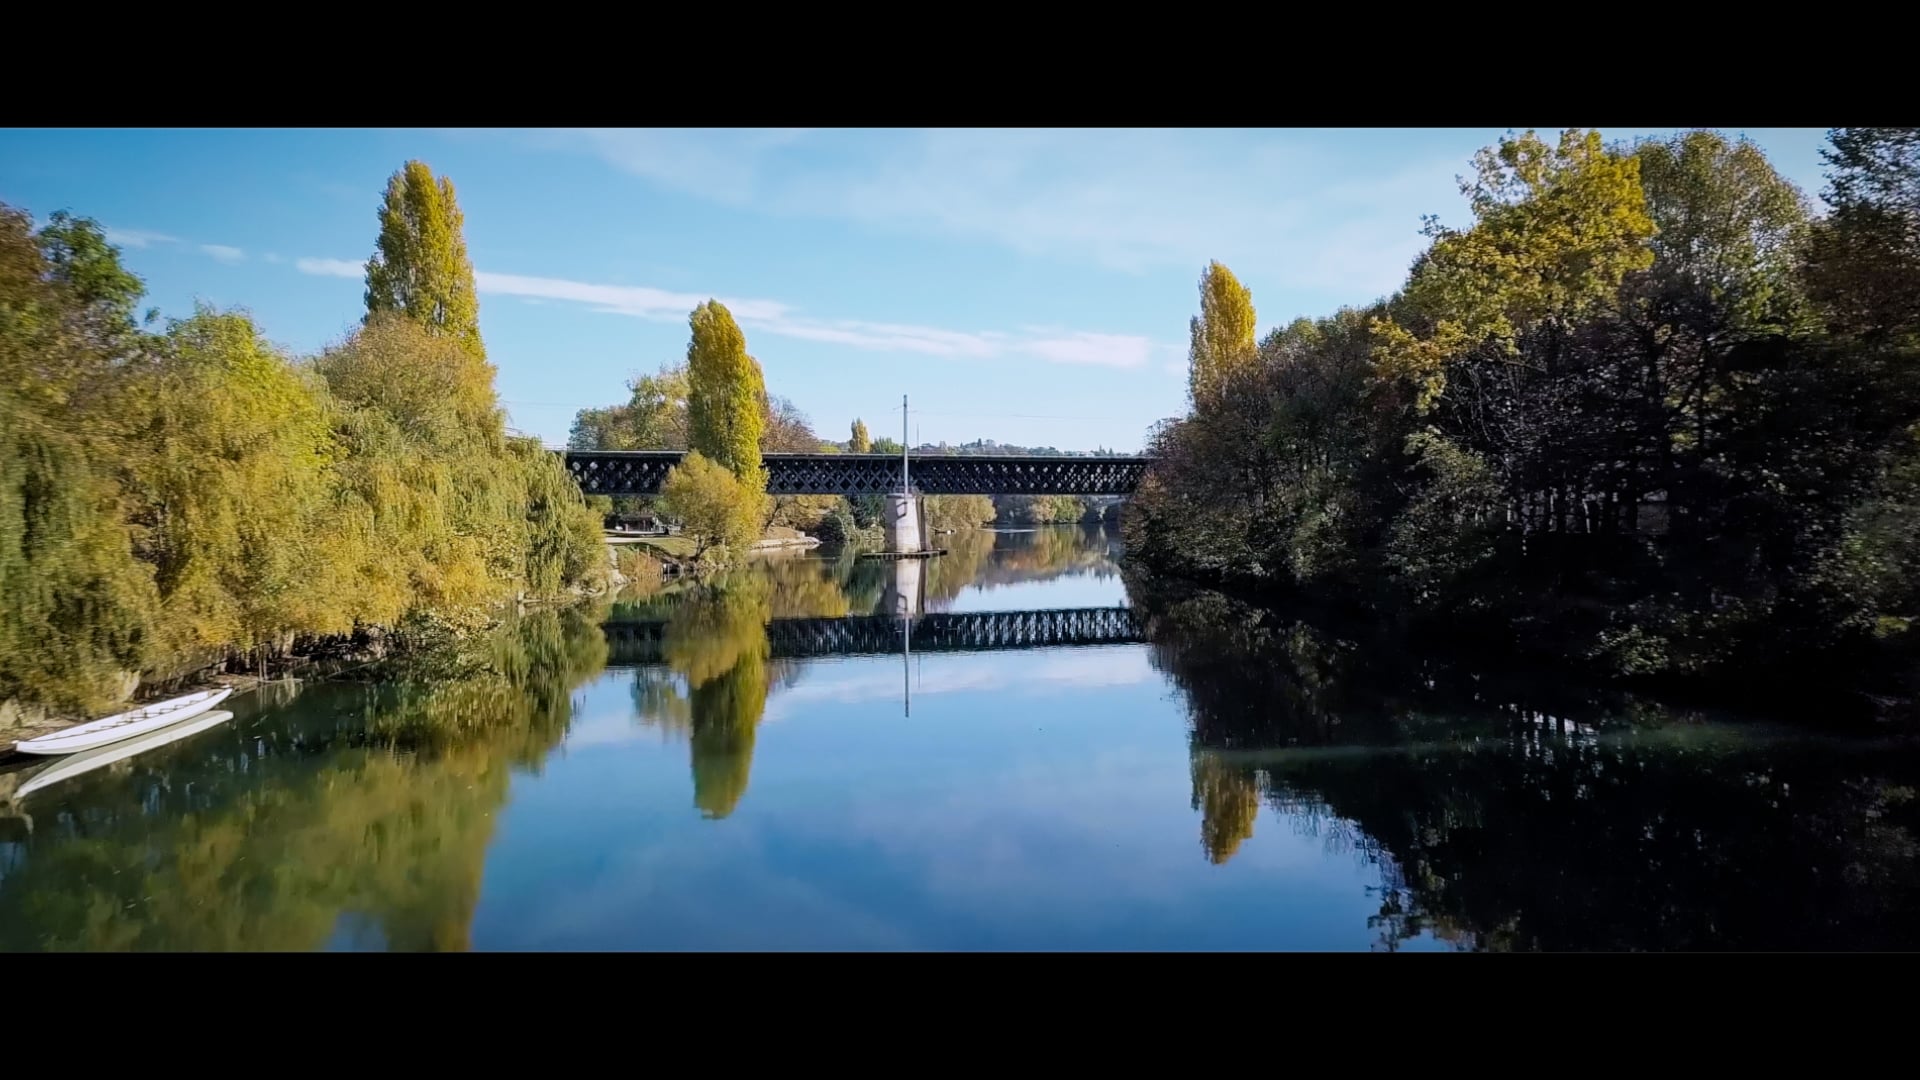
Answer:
[602,606,1143,664]
[563,451,1152,496]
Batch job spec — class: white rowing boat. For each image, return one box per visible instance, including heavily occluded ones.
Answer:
[13,687,234,756]
[13,710,236,800]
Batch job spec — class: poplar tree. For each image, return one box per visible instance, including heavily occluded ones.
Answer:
[684,301,767,491]
[850,418,872,452]
[364,161,484,356]
[1187,261,1258,415]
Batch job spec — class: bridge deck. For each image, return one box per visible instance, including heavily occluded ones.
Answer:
[565,451,1151,496]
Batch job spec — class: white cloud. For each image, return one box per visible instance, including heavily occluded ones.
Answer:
[105,228,178,249]
[262,252,285,264]
[296,256,362,278]
[200,244,245,264]
[471,270,791,323]
[294,259,1163,370]
[526,128,1460,298]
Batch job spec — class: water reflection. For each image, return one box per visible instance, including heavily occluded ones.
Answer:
[616,528,1140,821]
[2,523,1916,951]
[1132,571,1920,950]
[0,604,609,951]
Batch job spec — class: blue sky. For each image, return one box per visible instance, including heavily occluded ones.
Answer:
[0,128,1835,451]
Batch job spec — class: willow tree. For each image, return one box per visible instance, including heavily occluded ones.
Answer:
[0,206,157,712]
[364,161,483,356]
[684,301,767,491]
[1187,261,1258,415]
[132,307,344,671]
[850,418,872,452]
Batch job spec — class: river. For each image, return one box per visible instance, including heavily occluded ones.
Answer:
[2,524,1917,951]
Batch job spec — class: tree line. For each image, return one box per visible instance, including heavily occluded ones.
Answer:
[1126,128,1920,714]
[1,161,606,717]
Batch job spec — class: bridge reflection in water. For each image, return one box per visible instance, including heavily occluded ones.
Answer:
[602,606,1143,665]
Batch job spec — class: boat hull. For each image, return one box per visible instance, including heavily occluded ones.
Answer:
[13,687,235,756]
[14,710,237,799]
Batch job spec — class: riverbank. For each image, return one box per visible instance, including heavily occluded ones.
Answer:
[0,672,266,761]
[1,571,631,759]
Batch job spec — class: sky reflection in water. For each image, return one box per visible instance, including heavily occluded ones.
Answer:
[3,524,1917,951]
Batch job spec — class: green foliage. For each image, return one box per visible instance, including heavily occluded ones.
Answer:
[994,494,1088,525]
[1375,129,1656,412]
[363,161,482,355]
[129,308,343,666]
[1131,126,1920,703]
[1634,130,1811,330]
[511,435,606,597]
[850,418,872,452]
[922,494,996,532]
[0,207,157,712]
[658,450,767,565]
[567,363,690,451]
[1381,429,1502,605]
[685,301,767,490]
[0,605,609,951]
[813,503,860,545]
[0,191,607,716]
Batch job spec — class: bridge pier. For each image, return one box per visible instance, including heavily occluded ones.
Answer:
[884,493,924,554]
[885,557,925,617]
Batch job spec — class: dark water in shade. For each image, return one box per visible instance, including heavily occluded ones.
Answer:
[3,524,1918,951]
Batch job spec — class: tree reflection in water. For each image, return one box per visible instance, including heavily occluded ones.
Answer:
[626,526,1128,819]
[1129,568,1920,951]
[0,603,612,952]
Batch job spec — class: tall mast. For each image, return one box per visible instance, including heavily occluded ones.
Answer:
[901,394,909,494]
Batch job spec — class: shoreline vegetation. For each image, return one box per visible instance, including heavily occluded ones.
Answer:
[1,162,617,733]
[1125,127,1920,727]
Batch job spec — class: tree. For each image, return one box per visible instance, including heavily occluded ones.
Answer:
[0,205,157,712]
[1634,130,1811,330]
[363,161,483,355]
[1187,261,1258,415]
[131,307,344,666]
[685,301,767,490]
[1374,129,1656,412]
[850,418,872,452]
[1806,127,1920,338]
[923,495,997,532]
[658,451,766,564]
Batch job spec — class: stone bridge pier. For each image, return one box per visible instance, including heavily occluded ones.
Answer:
[884,552,925,617]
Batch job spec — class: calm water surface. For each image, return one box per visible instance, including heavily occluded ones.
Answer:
[3,525,1918,951]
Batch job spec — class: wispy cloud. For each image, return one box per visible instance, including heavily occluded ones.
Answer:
[296,256,363,278]
[518,128,1456,298]
[105,228,179,249]
[295,260,1162,369]
[199,243,245,264]
[471,270,791,322]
